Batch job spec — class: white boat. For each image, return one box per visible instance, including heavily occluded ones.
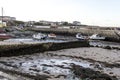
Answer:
[32,33,47,40]
[89,34,105,40]
[48,33,56,38]
[76,33,88,40]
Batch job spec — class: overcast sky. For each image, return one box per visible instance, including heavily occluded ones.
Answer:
[0,0,120,27]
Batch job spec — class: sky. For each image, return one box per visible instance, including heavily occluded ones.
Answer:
[0,0,120,27]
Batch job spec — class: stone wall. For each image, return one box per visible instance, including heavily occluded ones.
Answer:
[0,41,89,57]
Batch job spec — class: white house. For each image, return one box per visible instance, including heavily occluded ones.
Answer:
[34,26,50,28]
[73,21,81,25]
[58,26,70,29]
[0,20,7,27]
[0,16,16,21]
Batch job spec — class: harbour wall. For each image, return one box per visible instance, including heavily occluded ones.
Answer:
[0,41,89,57]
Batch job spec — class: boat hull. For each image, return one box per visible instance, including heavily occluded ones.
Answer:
[76,33,88,40]
[33,33,47,40]
[0,34,12,41]
[89,34,105,40]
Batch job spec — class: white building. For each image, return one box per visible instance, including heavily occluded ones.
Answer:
[73,21,81,25]
[58,26,70,29]
[34,26,50,28]
[0,16,16,21]
[39,20,51,25]
[0,20,7,27]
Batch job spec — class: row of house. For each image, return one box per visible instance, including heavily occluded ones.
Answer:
[0,16,16,21]
[38,20,81,26]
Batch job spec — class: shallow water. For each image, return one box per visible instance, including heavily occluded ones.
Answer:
[90,40,120,48]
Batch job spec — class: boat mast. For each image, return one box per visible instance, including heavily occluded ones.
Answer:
[1,7,3,27]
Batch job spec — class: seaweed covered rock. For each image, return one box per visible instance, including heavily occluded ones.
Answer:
[103,46,112,50]
[71,64,118,80]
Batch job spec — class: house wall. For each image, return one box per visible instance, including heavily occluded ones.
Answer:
[0,21,7,27]
[34,26,50,28]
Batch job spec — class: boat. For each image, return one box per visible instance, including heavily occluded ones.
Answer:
[76,33,88,40]
[89,34,105,40]
[32,33,47,40]
[0,33,12,40]
[48,33,56,38]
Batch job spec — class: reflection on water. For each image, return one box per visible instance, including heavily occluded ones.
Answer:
[90,40,120,48]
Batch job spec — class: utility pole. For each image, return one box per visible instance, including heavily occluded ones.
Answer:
[1,7,3,27]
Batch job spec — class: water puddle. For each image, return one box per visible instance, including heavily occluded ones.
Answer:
[90,40,120,48]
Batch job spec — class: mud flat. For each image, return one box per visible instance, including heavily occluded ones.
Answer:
[0,38,119,79]
[47,47,120,79]
[0,47,119,80]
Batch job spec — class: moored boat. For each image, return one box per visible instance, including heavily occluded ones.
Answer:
[48,33,56,38]
[89,34,105,40]
[32,33,47,40]
[76,33,88,40]
[0,33,12,40]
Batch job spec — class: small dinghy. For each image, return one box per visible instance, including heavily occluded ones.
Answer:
[48,33,56,38]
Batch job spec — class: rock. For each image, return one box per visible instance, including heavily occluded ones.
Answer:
[104,46,112,50]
